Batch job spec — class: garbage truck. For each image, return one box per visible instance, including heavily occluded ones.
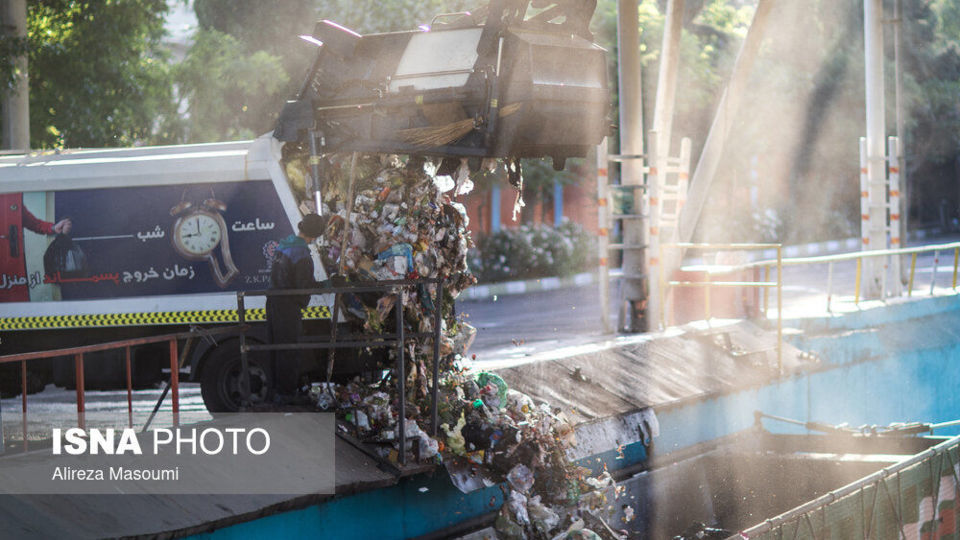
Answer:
[0,136,333,411]
[0,0,609,412]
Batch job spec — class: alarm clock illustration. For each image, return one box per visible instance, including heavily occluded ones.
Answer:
[170,193,239,288]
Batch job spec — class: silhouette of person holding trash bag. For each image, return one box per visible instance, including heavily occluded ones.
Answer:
[266,213,327,404]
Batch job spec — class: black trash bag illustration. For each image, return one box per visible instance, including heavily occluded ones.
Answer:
[43,234,89,279]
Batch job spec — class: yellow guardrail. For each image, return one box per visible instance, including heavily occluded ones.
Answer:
[658,240,960,377]
[745,240,960,310]
[660,243,783,373]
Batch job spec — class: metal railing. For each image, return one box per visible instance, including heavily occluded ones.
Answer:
[658,240,960,373]
[745,240,960,312]
[0,326,236,452]
[660,243,783,372]
[236,277,445,466]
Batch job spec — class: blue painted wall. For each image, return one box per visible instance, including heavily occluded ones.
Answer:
[194,473,504,540]
[490,184,501,233]
[553,180,563,226]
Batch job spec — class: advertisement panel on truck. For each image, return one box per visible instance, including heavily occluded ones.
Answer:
[0,137,331,332]
[1,181,292,304]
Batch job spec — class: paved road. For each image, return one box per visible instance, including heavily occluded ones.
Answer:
[460,284,608,358]
[460,236,960,357]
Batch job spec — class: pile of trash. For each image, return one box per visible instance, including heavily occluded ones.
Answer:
[284,151,629,539]
[286,151,478,351]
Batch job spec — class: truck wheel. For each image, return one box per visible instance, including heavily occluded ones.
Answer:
[26,369,48,394]
[0,368,49,397]
[200,347,270,413]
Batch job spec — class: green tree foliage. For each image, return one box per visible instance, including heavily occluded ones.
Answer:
[173,0,314,142]
[315,0,475,34]
[899,0,960,228]
[704,0,960,242]
[172,29,288,142]
[933,0,960,40]
[191,0,315,95]
[22,0,173,148]
[193,0,315,62]
[0,35,28,91]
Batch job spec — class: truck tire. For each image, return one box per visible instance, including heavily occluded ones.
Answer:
[200,346,270,413]
[0,367,50,398]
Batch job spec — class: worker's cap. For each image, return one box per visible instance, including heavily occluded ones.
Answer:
[298,213,327,238]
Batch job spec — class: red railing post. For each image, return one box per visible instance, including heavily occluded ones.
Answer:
[0,326,237,442]
[75,353,85,430]
[21,360,27,451]
[125,346,133,428]
[169,339,179,426]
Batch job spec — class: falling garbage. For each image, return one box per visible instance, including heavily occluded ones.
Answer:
[281,150,627,539]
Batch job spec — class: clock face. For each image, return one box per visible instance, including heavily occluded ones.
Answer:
[175,213,222,256]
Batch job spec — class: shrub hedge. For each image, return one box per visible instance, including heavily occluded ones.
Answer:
[469,220,597,284]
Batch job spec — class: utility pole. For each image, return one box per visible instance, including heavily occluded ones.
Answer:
[893,0,907,261]
[1,0,29,151]
[652,0,684,154]
[862,0,886,298]
[617,0,646,332]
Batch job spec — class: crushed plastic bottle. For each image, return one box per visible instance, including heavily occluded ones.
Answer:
[507,463,535,494]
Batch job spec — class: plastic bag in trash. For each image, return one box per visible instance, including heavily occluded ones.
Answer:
[550,518,603,540]
[452,322,477,357]
[557,529,602,540]
[476,371,508,411]
[362,392,393,425]
[506,390,535,418]
[584,471,613,491]
[442,414,466,455]
[419,436,439,459]
[507,489,530,526]
[309,383,339,410]
[528,495,560,536]
[554,412,577,447]
[403,418,439,459]
[377,243,414,276]
[507,463,535,494]
[315,392,336,410]
[495,505,527,540]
